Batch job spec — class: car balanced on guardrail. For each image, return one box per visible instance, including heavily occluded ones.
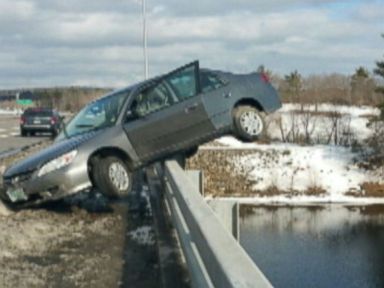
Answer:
[0,60,281,207]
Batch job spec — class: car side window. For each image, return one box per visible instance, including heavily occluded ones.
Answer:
[200,71,225,93]
[132,82,176,117]
[166,65,197,101]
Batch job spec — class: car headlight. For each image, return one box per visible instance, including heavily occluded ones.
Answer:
[37,150,78,177]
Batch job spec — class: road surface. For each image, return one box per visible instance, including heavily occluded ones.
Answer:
[0,116,51,153]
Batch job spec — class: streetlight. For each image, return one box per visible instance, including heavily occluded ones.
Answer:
[142,0,148,80]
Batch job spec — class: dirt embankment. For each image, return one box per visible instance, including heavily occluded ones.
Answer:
[0,206,126,288]
[0,142,159,287]
[187,149,256,196]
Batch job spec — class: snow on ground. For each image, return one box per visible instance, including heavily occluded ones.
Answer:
[280,103,379,117]
[0,108,20,115]
[128,226,155,246]
[213,136,384,203]
[267,103,380,143]
[204,104,383,203]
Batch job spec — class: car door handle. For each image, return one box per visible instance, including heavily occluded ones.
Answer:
[185,103,199,113]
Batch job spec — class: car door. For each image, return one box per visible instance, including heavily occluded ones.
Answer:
[123,62,215,162]
[199,70,233,130]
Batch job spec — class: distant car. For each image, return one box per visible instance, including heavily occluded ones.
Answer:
[0,61,281,207]
[20,108,63,137]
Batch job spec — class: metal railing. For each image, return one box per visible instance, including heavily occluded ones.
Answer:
[158,160,272,288]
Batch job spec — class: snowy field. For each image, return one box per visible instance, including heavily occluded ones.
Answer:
[267,103,379,144]
[207,104,384,203]
[212,137,383,203]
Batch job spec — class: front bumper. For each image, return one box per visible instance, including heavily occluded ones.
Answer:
[0,164,92,207]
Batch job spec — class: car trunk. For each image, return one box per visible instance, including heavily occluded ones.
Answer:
[24,111,53,126]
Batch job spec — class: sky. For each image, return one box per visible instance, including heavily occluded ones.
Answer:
[0,0,383,89]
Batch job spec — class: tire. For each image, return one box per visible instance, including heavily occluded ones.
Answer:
[21,129,27,137]
[233,105,265,142]
[92,156,133,198]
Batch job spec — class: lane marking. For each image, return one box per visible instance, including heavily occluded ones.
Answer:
[0,128,6,133]
[10,132,19,136]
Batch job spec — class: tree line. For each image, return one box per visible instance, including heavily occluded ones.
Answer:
[264,34,384,109]
[1,35,383,113]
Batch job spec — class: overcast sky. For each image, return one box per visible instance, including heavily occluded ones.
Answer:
[0,0,383,89]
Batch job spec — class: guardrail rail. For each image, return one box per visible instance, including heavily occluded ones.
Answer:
[158,160,272,288]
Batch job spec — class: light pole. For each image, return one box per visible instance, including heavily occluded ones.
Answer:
[142,0,148,80]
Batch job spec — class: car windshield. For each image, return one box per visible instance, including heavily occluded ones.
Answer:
[57,90,129,140]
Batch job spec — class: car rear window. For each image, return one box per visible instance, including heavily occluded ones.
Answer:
[200,71,225,93]
[23,109,53,117]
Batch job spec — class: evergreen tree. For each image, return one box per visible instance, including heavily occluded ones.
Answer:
[351,66,375,105]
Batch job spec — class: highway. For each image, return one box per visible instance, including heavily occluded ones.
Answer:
[0,115,51,153]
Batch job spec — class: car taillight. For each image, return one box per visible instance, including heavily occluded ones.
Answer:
[51,117,57,125]
[261,72,270,83]
[20,116,25,125]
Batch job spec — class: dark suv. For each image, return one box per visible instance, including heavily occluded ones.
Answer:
[20,108,62,137]
[1,61,281,206]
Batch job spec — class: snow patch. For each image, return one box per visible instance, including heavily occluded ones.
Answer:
[128,226,155,246]
[0,108,21,115]
[214,137,382,201]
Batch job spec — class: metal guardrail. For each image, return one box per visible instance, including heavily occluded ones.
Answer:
[159,160,272,288]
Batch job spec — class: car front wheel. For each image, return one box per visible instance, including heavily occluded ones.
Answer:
[233,105,265,142]
[93,156,133,198]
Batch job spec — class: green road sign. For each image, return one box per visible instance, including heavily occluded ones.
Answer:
[17,99,33,106]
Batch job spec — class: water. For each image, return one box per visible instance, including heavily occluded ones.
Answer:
[240,205,384,288]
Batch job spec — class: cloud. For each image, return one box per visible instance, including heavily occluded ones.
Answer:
[0,0,382,89]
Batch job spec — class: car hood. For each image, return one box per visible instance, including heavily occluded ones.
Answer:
[3,131,100,178]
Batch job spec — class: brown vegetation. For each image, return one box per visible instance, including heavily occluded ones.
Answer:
[187,149,328,197]
[346,182,384,197]
[274,67,380,106]
[186,149,256,196]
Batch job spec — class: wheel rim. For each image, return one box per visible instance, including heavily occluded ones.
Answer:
[108,162,129,191]
[239,110,263,136]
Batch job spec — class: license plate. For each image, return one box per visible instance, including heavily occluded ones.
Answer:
[34,119,41,124]
[6,188,28,202]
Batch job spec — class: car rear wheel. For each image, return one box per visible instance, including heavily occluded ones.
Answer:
[233,105,265,142]
[92,156,133,198]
